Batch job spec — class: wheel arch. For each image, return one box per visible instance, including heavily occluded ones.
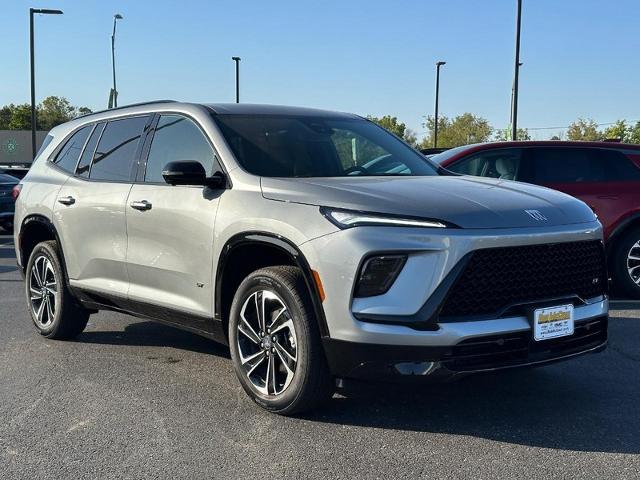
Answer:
[606,212,640,257]
[215,232,330,340]
[18,215,66,275]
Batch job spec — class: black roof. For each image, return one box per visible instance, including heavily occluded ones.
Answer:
[205,103,359,118]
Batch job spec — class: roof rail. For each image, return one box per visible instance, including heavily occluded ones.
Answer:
[77,100,178,119]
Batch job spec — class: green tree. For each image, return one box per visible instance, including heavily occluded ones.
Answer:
[367,115,406,139]
[566,118,601,141]
[367,115,420,147]
[629,121,640,144]
[0,97,92,131]
[7,104,33,130]
[420,113,493,148]
[494,127,531,141]
[403,128,418,148]
[602,120,631,142]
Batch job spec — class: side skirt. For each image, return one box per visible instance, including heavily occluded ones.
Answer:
[70,286,228,345]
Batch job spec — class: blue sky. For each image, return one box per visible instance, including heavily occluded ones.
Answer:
[3,0,639,140]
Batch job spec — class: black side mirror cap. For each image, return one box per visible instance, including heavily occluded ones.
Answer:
[162,161,227,188]
[162,161,206,185]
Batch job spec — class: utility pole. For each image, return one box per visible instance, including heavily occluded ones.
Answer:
[29,8,63,159]
[232,57,241,103]
[434,61,446,148]
[110,14,123,108]
[511,0,523,141]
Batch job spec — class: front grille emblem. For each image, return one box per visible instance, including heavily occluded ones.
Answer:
[525,209,547,221]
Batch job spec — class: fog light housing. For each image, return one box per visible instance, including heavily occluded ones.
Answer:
[354,255,407,297]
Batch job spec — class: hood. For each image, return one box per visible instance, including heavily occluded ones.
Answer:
[261,176,597,229]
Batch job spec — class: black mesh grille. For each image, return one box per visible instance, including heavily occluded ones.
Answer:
[440,240,606,319]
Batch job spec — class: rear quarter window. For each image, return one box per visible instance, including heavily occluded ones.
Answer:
[523,147,640,183]
[52,125,92,173]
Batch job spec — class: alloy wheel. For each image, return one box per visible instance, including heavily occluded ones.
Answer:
[628,240,640,285]
[236,290,298,396]
[29,255,57,328]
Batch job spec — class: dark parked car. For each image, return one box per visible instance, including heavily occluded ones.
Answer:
[0,173,19,232]
[431,141,640,298]
[0,164,30,180]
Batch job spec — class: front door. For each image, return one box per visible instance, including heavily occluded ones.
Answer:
[125,114,223,328]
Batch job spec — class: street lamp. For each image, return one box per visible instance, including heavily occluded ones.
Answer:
[433,61,446,148]
[232,57,241,103]
[30,8,63,159]
[110,14,124,108]
[511,0,522,141]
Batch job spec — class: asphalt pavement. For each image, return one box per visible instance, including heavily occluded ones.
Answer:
[1,231,639,479]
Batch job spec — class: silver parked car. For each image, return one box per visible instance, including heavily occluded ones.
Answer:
[14,101,608,414]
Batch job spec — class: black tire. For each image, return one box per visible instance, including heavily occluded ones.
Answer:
[228,266,333,415]
[611,227,640,299]
[25,240,90,339]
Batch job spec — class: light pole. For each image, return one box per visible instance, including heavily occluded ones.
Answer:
[232,57,241,103]
[511,0,522,141]
[110,14,124,108]
[433,61,446,148]
[30,8,63,159]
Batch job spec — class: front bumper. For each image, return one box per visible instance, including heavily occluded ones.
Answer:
[323,300,608,381]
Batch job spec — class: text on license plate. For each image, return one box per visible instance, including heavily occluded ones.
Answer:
[533,304,574,341]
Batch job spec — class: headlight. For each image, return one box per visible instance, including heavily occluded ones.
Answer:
[321,207,449,229]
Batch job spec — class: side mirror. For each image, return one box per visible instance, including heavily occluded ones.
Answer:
[162,161,227,188]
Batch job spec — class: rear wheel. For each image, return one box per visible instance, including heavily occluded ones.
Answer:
[25,241,90,339]
[611,227,640,299]
[228,266,333,415]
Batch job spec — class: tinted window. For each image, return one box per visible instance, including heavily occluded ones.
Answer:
[520,147,640,183]
[597,149,640,180]
[36,134,54,159]
[145,115,216,183]
[53,126,92,173]
[448,148,522,180]
[90,116,148,181]
[77,123,105,177]
[213,114,438,177]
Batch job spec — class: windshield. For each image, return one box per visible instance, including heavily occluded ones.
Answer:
[429,145,474,164]
[212,114,439,177]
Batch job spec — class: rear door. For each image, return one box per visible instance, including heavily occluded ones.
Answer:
[125,114,223,325]
[54,115,150,297]
[519,147,640,237]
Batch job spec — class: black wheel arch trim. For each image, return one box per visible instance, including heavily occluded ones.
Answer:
[215,231,330,337]
[19,215,66,272]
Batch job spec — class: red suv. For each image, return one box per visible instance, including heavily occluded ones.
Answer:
[431,141,640,298]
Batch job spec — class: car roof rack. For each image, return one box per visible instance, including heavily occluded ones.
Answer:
[77,100,179,119]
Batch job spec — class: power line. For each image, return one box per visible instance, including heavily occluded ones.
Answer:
[415,119,640,135]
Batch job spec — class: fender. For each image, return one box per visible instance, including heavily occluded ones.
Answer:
[19,215,65,271]
[606,212,640,254]
[215,231,330,337]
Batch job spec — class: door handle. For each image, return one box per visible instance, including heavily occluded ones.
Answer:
[130,200,152,211]
[57,196,76,206]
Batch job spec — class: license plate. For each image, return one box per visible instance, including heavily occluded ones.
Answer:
[533,304,574,341]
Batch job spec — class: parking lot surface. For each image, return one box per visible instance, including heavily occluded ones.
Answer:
[1,231,639,479]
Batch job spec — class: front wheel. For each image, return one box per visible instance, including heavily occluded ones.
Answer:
[25,241,90,339]
[611,227,640,299]
[228,266,333,415]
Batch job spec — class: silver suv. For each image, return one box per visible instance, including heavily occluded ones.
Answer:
[14,101,608,414]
